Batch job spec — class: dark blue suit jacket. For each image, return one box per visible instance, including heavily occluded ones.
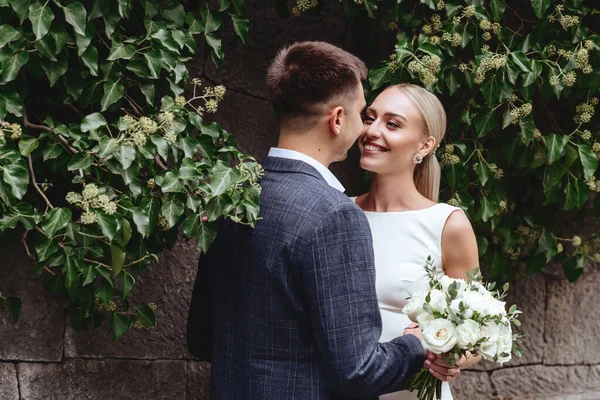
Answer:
[187,156,424,399]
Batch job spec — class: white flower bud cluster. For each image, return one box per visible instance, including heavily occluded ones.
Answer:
[489,163,504,179]
[121,115,159,146]
[585,176,600,192]
[575,48,593,74]
[442,32,462,47]
[561,71,577,87]
[559,15,580,29]
[593,142,600,158]
[447,198,459,206]
[475,48,507,84]
[462,5,476,18]
[440,152,460,166]
[291,0,318,16]
[66,184,118,225]
[509,103,532,125]
[0,121,22,140]
[408,54,442,86]
[574,100,595,125]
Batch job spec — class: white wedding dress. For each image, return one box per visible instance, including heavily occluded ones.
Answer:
[352,198,460,400]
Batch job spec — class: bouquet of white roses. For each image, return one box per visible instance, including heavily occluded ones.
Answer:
[402,256,523,400]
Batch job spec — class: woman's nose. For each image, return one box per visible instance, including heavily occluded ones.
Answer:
[364,122,381,138]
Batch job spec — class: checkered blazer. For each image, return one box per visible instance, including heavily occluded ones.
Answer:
[187,156,424,399]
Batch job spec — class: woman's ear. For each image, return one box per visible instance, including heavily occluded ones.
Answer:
[329,106,344,136]
[419,136,437,156]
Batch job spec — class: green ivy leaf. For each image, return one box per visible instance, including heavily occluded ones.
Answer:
[564,179,589,210]
[131,207,150,238]
[563,255,585,282]
[81,45,99,76]
[0,25,21,49]
[476,196,495,222]
[368,63,391,91]
[28,1,55,40]
[159,171,184,193]
[204,9,222,35]
[510,51,531,73]
[209,161,241,196]
[163,3,185,26]
[43,142,63,161]
[6,297,21,323]
[111,244,126,276]
[530,0,551,19]
[67,152,93,170]
[101,80,124,111]
[489,0,506,21]
[196,221,217,253]
[151,29,179,52]
[161,195,185,228]
[144,52,162,79]
[18,135,39,157]
[97,212,118,241]
[536,228,558,263]
[475,162,491,186]
[76,24,95,56]
[474,108,496,138]
[82,264,97,286]
[35,237,59,262]
[114,144,136,169]
[40,57,68,87]
[542,134,569,164]
[117,0,132,18]
[63,2,87,36]
[0,51,29,83]
[135,303,156,327]
[81,112,107,132]
[111,312,133,340]
[42,208,72,236]
[230,14,249,43]
[2,161,29,199]
[543,163,566,193]
[9,0,31,24]
[577,144,598,179]
[106,39,136,61]
[122,271,135,300]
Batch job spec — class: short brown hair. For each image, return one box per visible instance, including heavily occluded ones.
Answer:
[266,41,367,130]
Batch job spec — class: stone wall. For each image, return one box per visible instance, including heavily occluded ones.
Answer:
[2,0,600,398]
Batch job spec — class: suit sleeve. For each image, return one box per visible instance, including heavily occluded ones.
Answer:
[302,203,425,398]
[186,231,219,361]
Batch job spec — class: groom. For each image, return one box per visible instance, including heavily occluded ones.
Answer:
[188,41,426,399]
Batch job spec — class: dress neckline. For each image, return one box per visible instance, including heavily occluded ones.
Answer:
[360,203,444,214]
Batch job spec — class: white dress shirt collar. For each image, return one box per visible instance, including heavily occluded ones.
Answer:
[267,148,345,193]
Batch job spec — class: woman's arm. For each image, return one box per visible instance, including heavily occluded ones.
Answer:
[441,209,482,369]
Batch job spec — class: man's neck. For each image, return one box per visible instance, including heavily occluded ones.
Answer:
[276,132,332,167]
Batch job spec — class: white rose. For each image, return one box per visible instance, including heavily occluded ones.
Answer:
[458,290,487,317]
[456,319,480,348]
[486,298,507,317]
[449,298,466,317]
[479,322,501,360]
[427,289,448,314]
[440,275,466,293]
[422,318,458,354]
[480,340,498,360]
[495,322,513,364]
[417,312,435,328]
[402,292,427,323]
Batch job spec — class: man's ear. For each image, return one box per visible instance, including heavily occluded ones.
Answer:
[419,136,437,156]
[329,106,344,136]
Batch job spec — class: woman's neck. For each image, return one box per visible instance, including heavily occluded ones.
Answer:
[360,172,434,212]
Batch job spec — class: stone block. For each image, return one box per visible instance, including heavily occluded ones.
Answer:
[209,89,279,162]
[491,365,600,399]
[203,0,347,100]
[65,239,199,359]
[544,265,600,364]
[187,361,210,400]
[450,370,494,400]
[0,363,19,400]
[469,272,546,372]
[18,359,186,399]
[0,239,64,362]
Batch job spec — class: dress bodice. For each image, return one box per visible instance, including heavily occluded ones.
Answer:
[352,199,461,400]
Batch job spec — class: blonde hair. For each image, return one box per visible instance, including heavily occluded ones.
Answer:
[387,84,447,202]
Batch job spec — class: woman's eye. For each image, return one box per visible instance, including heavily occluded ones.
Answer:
[387,121,401,129]
[363,116,375,124]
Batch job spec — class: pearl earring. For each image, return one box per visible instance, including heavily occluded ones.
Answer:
[413,154,423,164]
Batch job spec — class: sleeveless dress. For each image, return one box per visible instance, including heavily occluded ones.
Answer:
[352,199,461,400]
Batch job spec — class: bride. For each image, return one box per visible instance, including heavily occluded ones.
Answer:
[353,84,482,399]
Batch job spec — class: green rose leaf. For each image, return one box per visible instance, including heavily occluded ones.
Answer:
[28,1,55,40]
[42,207,72,236]
[63,2,87,36]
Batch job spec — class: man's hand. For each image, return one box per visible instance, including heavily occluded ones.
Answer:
[424,354,461,382]
[403,322,422,341]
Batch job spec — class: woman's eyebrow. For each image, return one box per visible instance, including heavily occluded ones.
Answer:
[367,107,407,122]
